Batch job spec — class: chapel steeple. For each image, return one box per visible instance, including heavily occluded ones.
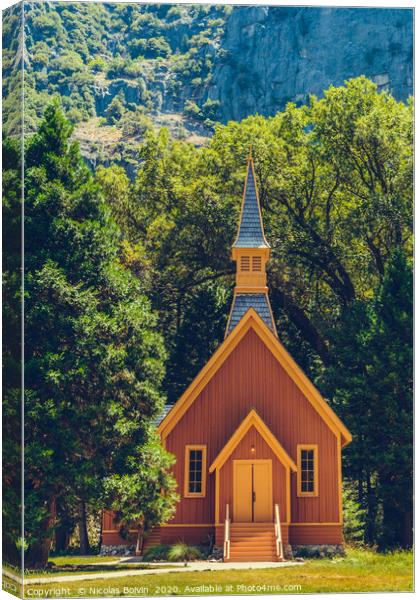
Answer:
[225,150,277,337]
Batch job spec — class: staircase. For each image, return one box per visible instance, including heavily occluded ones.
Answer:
[227,523,278,562]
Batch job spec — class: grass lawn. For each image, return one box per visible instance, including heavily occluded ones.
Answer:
[23,564,186,579]
[51,556,120,566]
[19,548,413,596]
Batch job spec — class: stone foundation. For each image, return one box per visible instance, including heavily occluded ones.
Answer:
[208,545,223,562]
[282,543,293,560]
[100,544,135,556]
[291,544,345,558]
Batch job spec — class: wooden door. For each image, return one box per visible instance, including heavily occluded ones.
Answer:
[253,461,273,522]
[233,462,253,522]
[233,460,273,522]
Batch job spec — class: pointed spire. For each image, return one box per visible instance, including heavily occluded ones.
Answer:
[232,150,270,249]
[226,151,277,338]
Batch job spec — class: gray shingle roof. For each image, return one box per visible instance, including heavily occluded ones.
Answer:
[226,293,276,336]
[233,161,270,249]
[154,404,173,427]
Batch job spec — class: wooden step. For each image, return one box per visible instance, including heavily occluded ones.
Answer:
[227,522,279,562]
[230,552,277,558]
[230,539,276,548]
[231,523,273,529]
[229,556,277,560]
[230,536,275,540]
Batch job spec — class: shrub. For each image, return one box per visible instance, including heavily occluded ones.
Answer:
[129,37,171,60]
[105,95,125,125]
[121,111,153,137]
[183,100,201,119]
[89,57,107,73]
[201,99,220,120]
[167,543,205,561]
[142,544,171,561]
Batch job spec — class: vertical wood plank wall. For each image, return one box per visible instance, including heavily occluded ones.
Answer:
[165,329,340,525]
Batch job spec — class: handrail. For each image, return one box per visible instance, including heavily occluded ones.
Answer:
[223,504,230,560]
[274,503,284,560]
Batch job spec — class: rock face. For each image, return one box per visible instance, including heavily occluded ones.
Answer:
[210,6,413,122]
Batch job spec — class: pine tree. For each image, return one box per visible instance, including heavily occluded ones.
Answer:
[368,249,413,548]
[21,101,171,568]
[322,249,412,548]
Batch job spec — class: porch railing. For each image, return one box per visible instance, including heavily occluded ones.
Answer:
[223,504,231,560]
[274,503,284,560]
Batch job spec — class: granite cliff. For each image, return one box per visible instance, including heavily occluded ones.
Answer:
[209,6,413,122]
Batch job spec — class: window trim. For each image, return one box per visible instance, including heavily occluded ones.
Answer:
[184,445,207,498]
[297,444,318,497]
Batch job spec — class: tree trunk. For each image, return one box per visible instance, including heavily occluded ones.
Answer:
[25,497,56,569]
[78,500,90,555]
[402,510,413,548]
[135,527,144,556]
[3,536,20,568]
[270,282,331,365]
[365,472,377,545]
[26,538,53,570]
[54,524,70,553]
[98,511,103,552]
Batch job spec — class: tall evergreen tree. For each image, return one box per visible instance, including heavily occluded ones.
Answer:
[369,250,413,548]
[2,136,23,567]
[322,250,412,547]
[21,101,171,568]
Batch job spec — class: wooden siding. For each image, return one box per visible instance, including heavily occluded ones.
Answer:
[289,524,343,545]
[166,328,340,525]
[160,526,214,546]
[102,510,117,532]
[219,426,288,523]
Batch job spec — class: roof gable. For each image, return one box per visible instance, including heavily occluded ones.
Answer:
[209,409,297,472]
[158,308,352,447]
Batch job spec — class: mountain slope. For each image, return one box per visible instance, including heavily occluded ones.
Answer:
[2,3,413,169]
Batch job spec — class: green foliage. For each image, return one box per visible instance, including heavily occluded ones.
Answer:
[2,136,23,567]
[2,3,229,137]
[343,482,368,544]
[129,37,172,60]
[142,543,205,562]
[142,544,171,562]
[105,95,125,125]
[106,58,144,80]
[202,99,221,121]
[183,100,201,119]
[15,101,169,568]
[322,249,412,547]
[167,543,205,562]
[120,109,153,138]
[103,432,178,546]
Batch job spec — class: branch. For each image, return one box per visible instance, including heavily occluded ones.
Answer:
[269,279,331,366]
